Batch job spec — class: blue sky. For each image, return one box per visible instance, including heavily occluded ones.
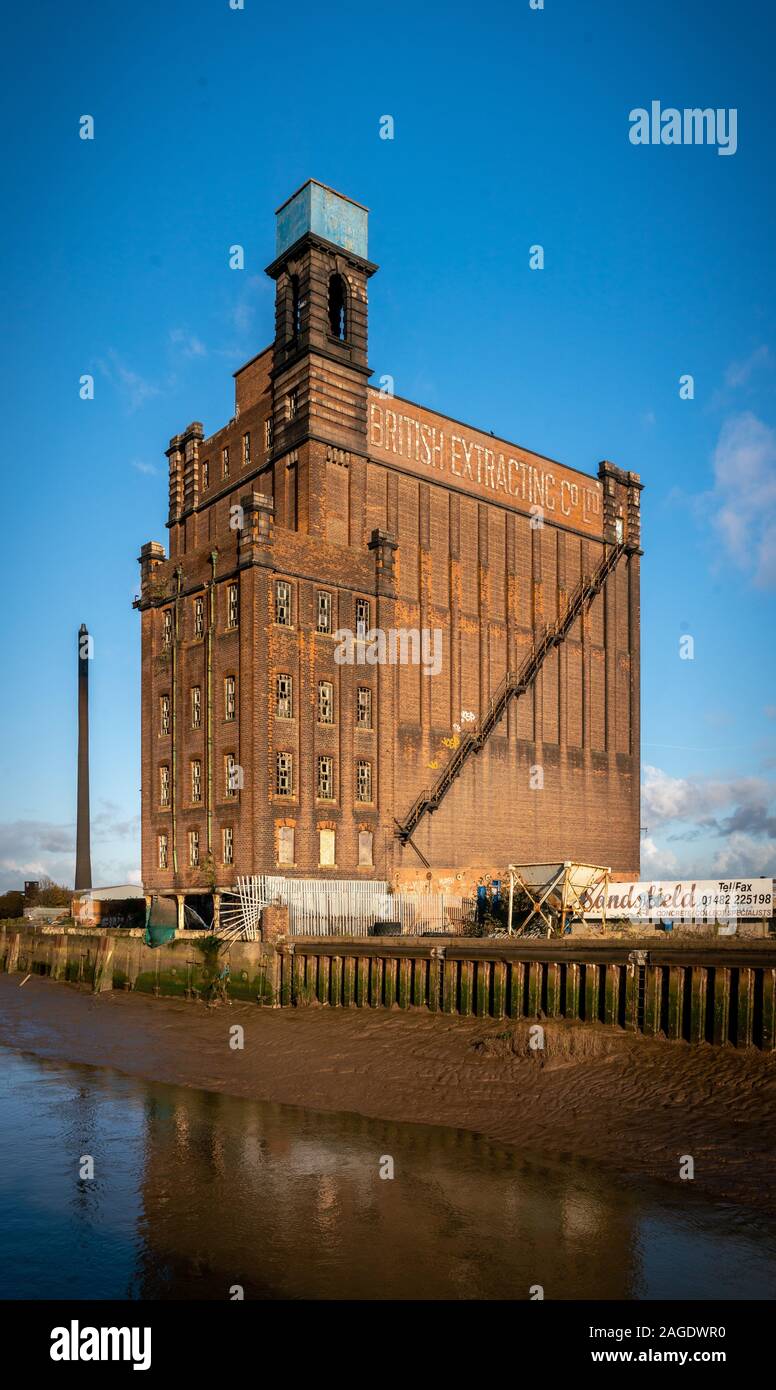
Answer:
[1,0,774,890]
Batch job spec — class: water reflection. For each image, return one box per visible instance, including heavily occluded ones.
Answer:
[0,1047,774,1301]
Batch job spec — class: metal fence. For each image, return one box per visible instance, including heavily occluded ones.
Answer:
[224,876,475,938]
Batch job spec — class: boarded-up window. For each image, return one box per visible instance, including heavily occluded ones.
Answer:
[326,460,349,545]
[358,830,373,867]
[277,826,294,866]
[398,477,419,600]
[319,828,336,867]
[365,463,388,536]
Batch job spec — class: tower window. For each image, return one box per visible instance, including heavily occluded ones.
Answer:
[223,826,234,866]
[225,753,240,798]
[265,417,274,451]
[242,432,251,467]
[328,273,347,341]
[227,583,239,629]
[162,610,173,649]
[222,446,230,479]
[275,580,292,626]
[189,829,200,867]
[159,765,170,807]
[290,273,305,338]
[202,459,209,489]
[191,759,202,803]
[276,752,293,797]
[287,389,298,420]
[276,673,293,720]
[356,759,372,803]
[356,687,372,729]
[317,591,332,634]
[318,680,334,724]
[191,686,201,729]
[194,595,205,639]
[160,694,170,736]
[158,834,168,870]
[224,675,236,721]
[317,756,334,801]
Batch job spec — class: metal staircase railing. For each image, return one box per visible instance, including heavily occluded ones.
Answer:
[394,540,628,844]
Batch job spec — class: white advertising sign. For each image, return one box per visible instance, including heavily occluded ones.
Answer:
[582,878,773,921]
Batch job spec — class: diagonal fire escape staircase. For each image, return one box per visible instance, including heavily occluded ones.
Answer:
[394,539,629,848]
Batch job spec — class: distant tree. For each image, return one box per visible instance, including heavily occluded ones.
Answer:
[34,876,73,907]
[0,890,24,920]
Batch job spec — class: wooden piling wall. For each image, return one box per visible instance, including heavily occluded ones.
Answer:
[1,925,774,1050]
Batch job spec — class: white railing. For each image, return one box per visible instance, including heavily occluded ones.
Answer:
[218,876,475,939]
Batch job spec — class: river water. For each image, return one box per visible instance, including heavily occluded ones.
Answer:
[1,1046,774,1301]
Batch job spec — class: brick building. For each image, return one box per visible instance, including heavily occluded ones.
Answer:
[136,180,642,919]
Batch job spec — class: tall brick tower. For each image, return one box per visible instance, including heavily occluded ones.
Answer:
[264,181,377,531]
[136,181,641,923]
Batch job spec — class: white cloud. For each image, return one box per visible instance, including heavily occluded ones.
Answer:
[0,810,140,894]
[640,764,776,878]
[640,835,679,876]
[710,412,776,588]
[724,344,772,389]
[710,833,776,875]
[169,327,207,359]
[97,350,161,411]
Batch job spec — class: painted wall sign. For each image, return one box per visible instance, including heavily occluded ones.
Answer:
[582,877,774,920]
[368,395,603,535]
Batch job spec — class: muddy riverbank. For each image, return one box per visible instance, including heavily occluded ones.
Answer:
[1,973,774,1214]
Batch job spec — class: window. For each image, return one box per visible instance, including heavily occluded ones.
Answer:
[317,591,332,634]
[162,610,173,649]
[328,272,347,340]
[265,417,274,452]
[225,754,239,798]
[356,759,372,803]
[160,694,170,736]
[287,388,298,420]
[223,826,233,866]
[191,686,201,729]
[319,828,336,867]
[224,675,236,721]
[358,830,373,867]
[189,829,199,867]
[318,680,334,724]
[227,583,239,629]
[276,673,293,720]
[158,834,168,870]
[355,597,370,636]
[277,825,294,866]
[356,687,372,729]
[194,595,205,639]
[290,273,305,338]
[222,445,230,479]
[275,579,291,626]
[191,759,201,803]
[317,755,334,800]
[160,765,170,807]
[276,752,293,796]
[242,432,251,467]
[202,458,209,489]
